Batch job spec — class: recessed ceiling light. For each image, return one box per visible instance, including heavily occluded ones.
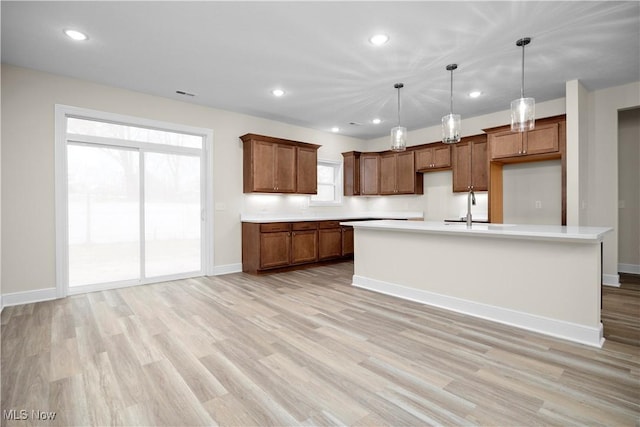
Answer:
[369,34,389,46]
[64,29,88,41]
[271,89,285,97]
[372,118,382,125]
[331,127,340,133]
[469,91,482,98]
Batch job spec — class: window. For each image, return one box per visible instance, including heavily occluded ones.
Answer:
[310,159,343,205]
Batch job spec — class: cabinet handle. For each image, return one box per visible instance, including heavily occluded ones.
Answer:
[523,150,527,154]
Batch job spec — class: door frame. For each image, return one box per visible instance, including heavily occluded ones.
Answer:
[54,104,214,298]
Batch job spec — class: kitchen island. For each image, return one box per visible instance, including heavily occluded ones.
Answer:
[341,220,612,347]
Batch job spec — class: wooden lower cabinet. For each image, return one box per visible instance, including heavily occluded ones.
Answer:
[242,220,353,274]
[341,226,354,256]
[291,229,318,265]
[319,228,342,260]
[259,231,291,269]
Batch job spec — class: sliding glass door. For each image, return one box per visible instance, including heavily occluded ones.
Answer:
[57,107,212,293]
[144,152,201,278]
[67,144,140,286]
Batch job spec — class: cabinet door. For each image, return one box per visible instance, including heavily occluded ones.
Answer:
[433,145,451,168]
[379,153,397,194]
[415,148,434,171]
[360,154,380,195]
[296,146,317,194]
[470,140,488,191]
[342,152,360,196]
[260,231,290,269]
[252,140,277,192]
[291,230,318,265]
[525,122,559,155]
[489,131,523,160]
[452,141,471,192]
[396,151,416,194]
[318,228,342,260]
[275,144,296,193]
[341,226,354,256]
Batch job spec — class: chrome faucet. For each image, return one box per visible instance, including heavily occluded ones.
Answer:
[466,187,476,228]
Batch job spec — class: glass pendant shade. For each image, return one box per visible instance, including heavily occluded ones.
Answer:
[511,97,535,132]
[390,126,407,151]
[442,64,461,144]
[511,37,535,132]
[442,113,461,144]
[390,83,406,151]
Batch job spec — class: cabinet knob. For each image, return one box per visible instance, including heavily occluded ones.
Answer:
[523,150,527,154]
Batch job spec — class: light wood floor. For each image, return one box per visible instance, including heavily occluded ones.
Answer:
[2,262,639,426]
[603,273,640,346]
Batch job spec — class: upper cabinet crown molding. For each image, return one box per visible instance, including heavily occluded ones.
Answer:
[241,133,320,194]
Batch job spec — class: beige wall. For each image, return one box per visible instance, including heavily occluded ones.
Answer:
[618,108,640,269]
[585,82,640,283]
[1,64,365,295]
[565,79,590,226]
[503,160,562,225]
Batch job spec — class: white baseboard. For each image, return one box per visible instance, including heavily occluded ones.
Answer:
[602,273,620,287]
[353,275,604,348]
[2,287,58,308]
[618,263,640,275]
[212,263,242,276]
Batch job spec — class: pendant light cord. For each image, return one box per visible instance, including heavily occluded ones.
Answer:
[396,86,401,127]
[521,41,526,98]
[450,68,454,114]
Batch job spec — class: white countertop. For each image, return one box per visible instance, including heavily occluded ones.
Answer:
[241,211,424,223]
[340,220,612,243]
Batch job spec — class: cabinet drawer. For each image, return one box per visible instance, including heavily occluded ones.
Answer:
[260,223,291,233]
[292,221,318,231]
[319,220,341,229]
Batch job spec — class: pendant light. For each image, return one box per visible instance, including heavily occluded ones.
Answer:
[442,64,461,144]
[390,83,407,152]
[511,37,535,132]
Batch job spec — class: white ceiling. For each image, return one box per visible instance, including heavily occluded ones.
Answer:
[2,1,639,140]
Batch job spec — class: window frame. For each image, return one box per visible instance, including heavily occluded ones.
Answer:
[310,158,343,206]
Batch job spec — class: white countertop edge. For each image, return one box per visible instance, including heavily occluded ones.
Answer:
[341,220,613,243]
[240,211,424,223]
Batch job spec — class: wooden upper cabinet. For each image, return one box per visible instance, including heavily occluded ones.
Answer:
[415,144,451,171]
[487,121,560,161]
[452,135,488,192]
[241,133,320,194]
[296,146,318,194]
[526,122,559,155]
[379,151,421,195]
[342,151,361,196]
[360,153,380,195]
[275,143,296,193]
[379,153,397,195]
